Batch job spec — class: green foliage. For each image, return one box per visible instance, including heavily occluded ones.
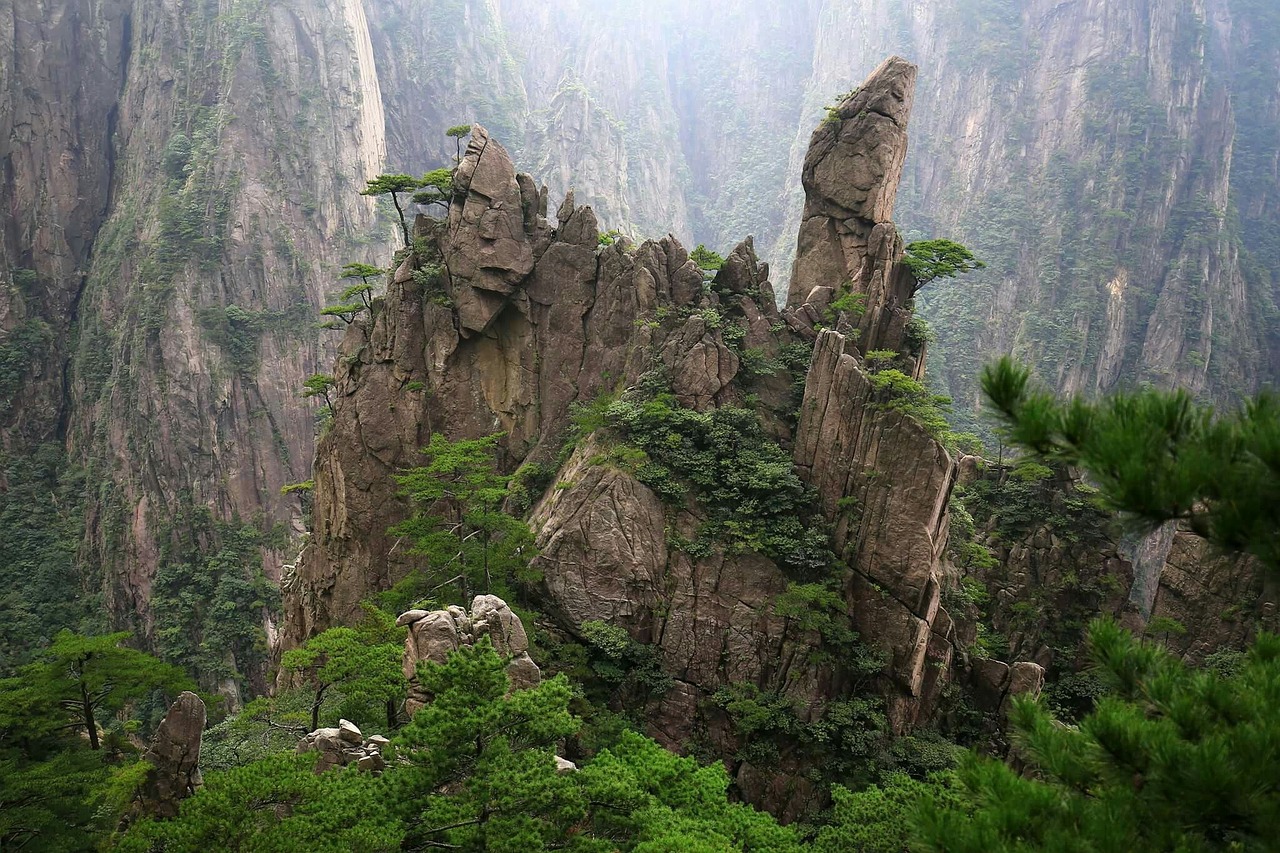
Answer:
[118,752,401,852]
[901,239,985,295]
[445,124,472,162]
[389,639,585,851]
[774,581,886,678]
[813,773,961,853]
[602,397,834,577]
[282,626,405,731]
[579,620,672,701]
[411,167,454,209]
[982,357,1280,572]
[825,283,868,326]
[0,444,95,672]
[691,244,726,271]
[0,317,52,417]
[866,367,965,451]
[0,747,108,851]
[195,304,266,377]
[301,373,336,409]
[598,229,626,247]
[338,262,382,312]
[1,630,192,752]
[388,433,538,610]
[360,173,420,245]
[711,684,900,787]
[915,621,1280,851]
[150,516,281,689]
[123,637,803,852]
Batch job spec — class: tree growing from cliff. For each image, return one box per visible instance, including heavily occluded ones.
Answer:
[391,433,537,607]
[411,168,454,212]
[902,239,985,296]
[302,373,336,411]
[913,619,1280,851]
[691,243,725,272]
[360,173,420,246]
[446,124,472,163]
[338,263,384,312]
[981,357,1280,573]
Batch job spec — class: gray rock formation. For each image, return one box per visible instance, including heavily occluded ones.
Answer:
[793,329,957,730]
[786,56,921,364]
[132,691,206,820]
[297,719,388,773]
[400,596,541,716]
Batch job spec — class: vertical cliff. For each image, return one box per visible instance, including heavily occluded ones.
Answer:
[0,0,129,444]
[53,0,390,695]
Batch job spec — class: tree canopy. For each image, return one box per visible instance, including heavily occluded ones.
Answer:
[915,619,1280,851]
[901,239,985,295]
[981,356,1280,573]
[360,173,420,245]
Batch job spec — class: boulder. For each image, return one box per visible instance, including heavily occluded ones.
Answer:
[129,691,206,820]
[297,722,389,774]
[401,595,541,715]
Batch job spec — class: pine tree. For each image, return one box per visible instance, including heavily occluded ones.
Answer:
[981,357,1280,573]
[280,626,405,731]
[913,619,1280,852]
[360,173,420,246]
[389,432,537,608]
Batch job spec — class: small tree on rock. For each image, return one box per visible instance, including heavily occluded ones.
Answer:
[445,124,472,163]
[360,173,420,246]
[338,263,384,312]
[411,168,454,212]
[902,239,985,296]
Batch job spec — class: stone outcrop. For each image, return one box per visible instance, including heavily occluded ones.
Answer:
[297,719,389,773]
[287,59,968,817]
[399,596,541,715]
[131,692,206,820]
[793,329,957,730]
[284,127,765,641]
[1148,530,1279,661]
[785,56,921,365]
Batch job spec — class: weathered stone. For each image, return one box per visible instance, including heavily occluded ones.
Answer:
[402,595,541,715]
[396,608,430,627]
[130,692,206,820]
[554,756,578,774]
[970,659,1011,711]
[297,724,391,775]
[787,56,919,357]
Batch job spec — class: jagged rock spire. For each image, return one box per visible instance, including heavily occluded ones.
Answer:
[787,56,919,357]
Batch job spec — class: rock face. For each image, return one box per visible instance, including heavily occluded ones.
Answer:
[297,719,389,773]
[792,329,956,730]
[784,56,925,375]
[399,596,541,715]
[289,58,981,816]
[8,0,1277,715]
[132,692,206,820]
[1148,530,1280,661]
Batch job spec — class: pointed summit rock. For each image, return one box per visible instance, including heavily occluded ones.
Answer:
[787,56,919,357]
